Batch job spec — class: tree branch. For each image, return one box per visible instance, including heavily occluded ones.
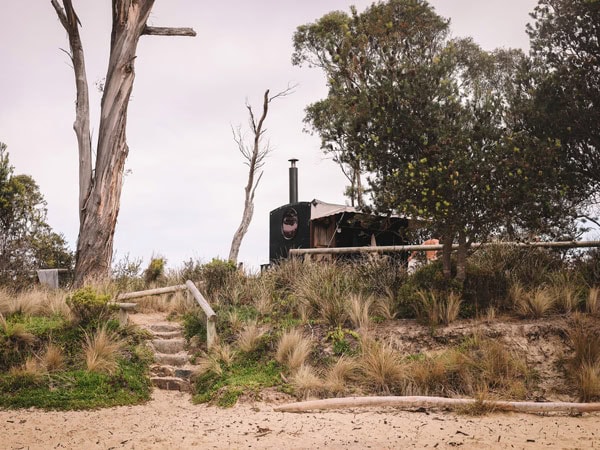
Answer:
[142,26,197,37]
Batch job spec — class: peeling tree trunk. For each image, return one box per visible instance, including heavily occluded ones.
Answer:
[51,0,195,287]
[228,87,294,264]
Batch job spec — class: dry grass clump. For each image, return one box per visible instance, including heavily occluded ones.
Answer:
[0,288,47,317]
[324,356,361,396]
[194,342,237,379]
[227,310,244,335]
[275,329,313,373]
[39,343,66,372]
[511,284,555,318]
[587,287,600,316]
[83,324,124,374]
[545,272,583,314]
[565,317,600,401]
[358,337,404,393]
[413,290,462,326]
[348,294,372,331]
[372,288,399,320]
[236,320,266,353]
[402,336,531,400]
[9,356,46,379]
[291,364,325,399]
[293,263,354,326]
[248,276,275,316]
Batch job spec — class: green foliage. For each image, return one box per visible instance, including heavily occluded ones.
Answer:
[293,0,589,279]
[193,358,282,407]
[112,254,144,292]
[0,360,151,410]
[0,142,73,289]
[182,311,207,344]
[66,287,112,327]
[143,256,166,285]
[528,0,600,191]
[326,326,359,356]
[198,258,237,298]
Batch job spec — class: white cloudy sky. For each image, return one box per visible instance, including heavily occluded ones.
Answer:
[0,0,538,271]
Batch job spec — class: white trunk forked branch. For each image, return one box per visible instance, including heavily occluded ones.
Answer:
[228,86,295,263]
[51,0,195,286]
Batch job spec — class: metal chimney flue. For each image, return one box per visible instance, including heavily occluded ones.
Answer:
[288,158,298,204]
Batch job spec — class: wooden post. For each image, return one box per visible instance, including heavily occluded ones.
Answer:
[185,280,217,349]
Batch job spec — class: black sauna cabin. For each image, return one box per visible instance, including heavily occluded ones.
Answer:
[269,160,413,262]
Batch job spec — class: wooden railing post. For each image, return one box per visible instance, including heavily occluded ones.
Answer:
[185,280,217,349]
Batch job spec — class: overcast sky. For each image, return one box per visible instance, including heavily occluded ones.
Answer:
[0,0,539,271]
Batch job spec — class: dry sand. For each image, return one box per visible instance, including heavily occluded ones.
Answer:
[1,389,599,449]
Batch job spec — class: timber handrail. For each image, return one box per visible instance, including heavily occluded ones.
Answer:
[185,280,217,349]
[114,280,217,348]
[289,240,600,256]
[115,284,187,301]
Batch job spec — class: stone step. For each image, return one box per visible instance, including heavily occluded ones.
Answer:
[151,365,196,380]
[149,323,182,333]
[152,330,183,340]
[151,338,186,354]
[154,352,189,366]
[150,376,190,392]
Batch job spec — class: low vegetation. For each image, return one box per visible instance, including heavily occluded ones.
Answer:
[1,246,600,411]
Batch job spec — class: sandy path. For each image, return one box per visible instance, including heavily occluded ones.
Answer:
[1,389,599,449]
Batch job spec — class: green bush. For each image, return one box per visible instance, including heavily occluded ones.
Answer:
[143,256,166,285]
[66,287,112,327]
[200,258,237,297]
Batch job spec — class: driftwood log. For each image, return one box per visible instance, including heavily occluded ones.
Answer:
[274,396,600,414]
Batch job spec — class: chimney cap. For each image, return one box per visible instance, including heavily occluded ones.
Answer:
[289,158,299,167]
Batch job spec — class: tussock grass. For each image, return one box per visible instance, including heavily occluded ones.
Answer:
[291,364,324,399]
[236,320,265,353]
[325,356,360,395]
[372,288,398,320]
[227,310,244,335]
[349,294,372,331]
[439,291,462,325]
[546,272,583,314]
[294,263,354,326]
[83,324,124,375]
[511,284,555,318]
[39,343,65,372]
[412,290,462,326]
[587,287,600,316]
[358,337,403,393]
[275,329,312,373]
[565,317,600,401]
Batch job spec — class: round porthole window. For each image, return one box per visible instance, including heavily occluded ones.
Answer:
[282,208,298,240]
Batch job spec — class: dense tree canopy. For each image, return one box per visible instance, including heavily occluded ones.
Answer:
[294,0,584,279]
[527,0,600,204]
[0,143,73,288]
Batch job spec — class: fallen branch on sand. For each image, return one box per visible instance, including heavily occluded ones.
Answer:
[274,396,600,414]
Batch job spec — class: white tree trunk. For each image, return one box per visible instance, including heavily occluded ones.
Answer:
[52,0,195,286]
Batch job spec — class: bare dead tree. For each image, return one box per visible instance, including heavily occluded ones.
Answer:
[50,0,195,286]
[228,86,295,264]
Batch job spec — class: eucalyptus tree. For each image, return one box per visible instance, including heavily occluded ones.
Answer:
[293,0,570,280]
[51,1,195,286]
